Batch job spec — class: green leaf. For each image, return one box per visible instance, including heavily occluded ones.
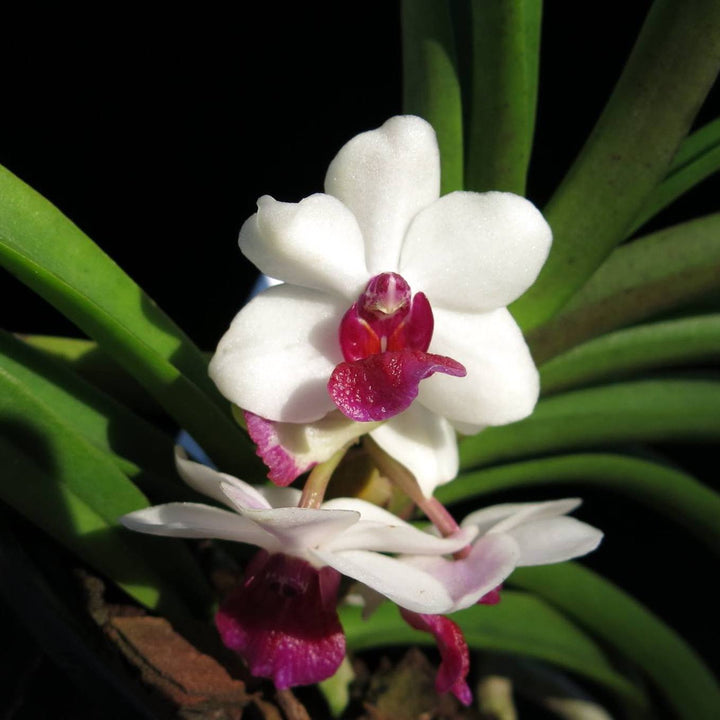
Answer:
[465,0,542,195]
[342,593,647,710]
[1,330,175,481]
[402,0,464,194]
[18,334,164,419]
[0,366,213,618]
[511,0,720,330]
[0,164,262,479]
[526,214,720,363]
[460,379,720,470]
[511,563,720,720]
[539,315,720,395]
[435,453,720,553]
[629,118,720,235]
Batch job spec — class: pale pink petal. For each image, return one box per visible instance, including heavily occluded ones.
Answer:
[320,498,475,554]
[120,503,275,547]
[404,534,520,612]
[399,191,552,312]
[238,505,360,555]
[369,404,459,497]
[311,548,455,614]
[508,516,603,566]
[239,194,368,299]
[209,284,345,423]
[246,410,380,486]
[174,448,271,510]
[462,499,582,536]
[419,307,539,427]
[324,116,441,273]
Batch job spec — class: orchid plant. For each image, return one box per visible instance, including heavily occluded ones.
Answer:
[1,1,719,719]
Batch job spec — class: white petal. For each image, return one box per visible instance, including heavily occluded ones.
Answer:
[399,191,552,312]
[258,485,303,509]
[419,307,540,426]
[404,534,520,611]
[174,448,271,510]
[320,497,476,554]
[239,194,368,299]
[209,284,345,422]
[462,499,582,536]
[325,116,440,273]
[311,548,455,614]
[369,404,458,497]
[508,516,603,566]
[240,506,360,554]
[120,503,276,547]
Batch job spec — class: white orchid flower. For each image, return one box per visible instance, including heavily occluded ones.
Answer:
[209,115,552,495]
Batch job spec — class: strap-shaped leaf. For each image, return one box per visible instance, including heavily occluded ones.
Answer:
[1,331,175,480]
[0,367,213,616]
[511,0,720,330]
[342,592,647,710]
[0,164,261,479]
[402,0,464,194]
[540,315,720,395]
[465,0,542,194]
[460,379,720,470]
[629,117,720,235]
[511,563,720,720]
[436,452,720,553]
[527,214,720,363]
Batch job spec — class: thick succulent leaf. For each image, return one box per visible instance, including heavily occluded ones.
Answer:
[342,592,647,710]
[465,0,542,195]
[511,563,720,720]
[0,367,213,617]
[526,214,720,363]
[511,0,720,330]
[19,334,163,419]
[0,164,260,478]
[539,315,720,395]
[401,0,464,194]
[629,117,720,235]
[436,452,720,553]
[1,330,175,481]
[460,379,720,469]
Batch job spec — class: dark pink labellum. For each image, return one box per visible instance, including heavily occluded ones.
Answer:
[216,551,345,689]
[478,584,503,605]
[244,411,315,486]
[333,273,464,421]
[328,350,466,422]
[399,608,472,706]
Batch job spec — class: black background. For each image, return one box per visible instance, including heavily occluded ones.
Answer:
[1,1,718,713]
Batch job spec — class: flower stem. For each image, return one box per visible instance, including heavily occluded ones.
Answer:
[299,447,348,509]
[363,437,468,556]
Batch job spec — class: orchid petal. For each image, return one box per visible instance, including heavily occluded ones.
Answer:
[209,284,345,423]
[461,499,582,536]
[320,497,475,554]
[399,191,552,312]
[174,448,271,510]
[419,307,539,426]
[238,505,361,555]
[324,115,440,273]
[239,194,368,299]
[404,534,520,612]
[246,410,380,486]
[329,350,465,422]
[508,516,604,566]
[311,548,455,614]
[120,503,276,547]
[258,485,303,509]
[369,404,459,497]
[399,610,472,706]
